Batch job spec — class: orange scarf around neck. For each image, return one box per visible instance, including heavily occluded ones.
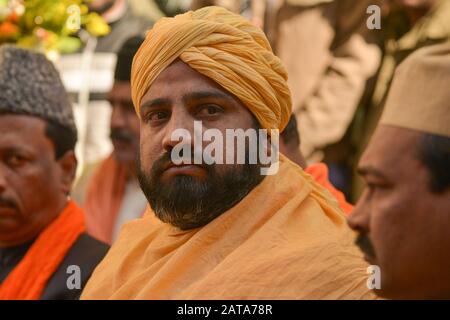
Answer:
[0,201,85,300]
[305,163,353,214]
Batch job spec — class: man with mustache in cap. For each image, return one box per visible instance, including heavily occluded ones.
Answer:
[348,43,450,299]
[74,36,148,245]
[0,45,109,300]
[81,7,376,299]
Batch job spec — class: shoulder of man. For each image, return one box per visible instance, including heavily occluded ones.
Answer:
[40,233,109,300]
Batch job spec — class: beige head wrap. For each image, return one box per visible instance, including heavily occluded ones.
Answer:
[381,42,450,137]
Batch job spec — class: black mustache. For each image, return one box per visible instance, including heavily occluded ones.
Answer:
[110,129,135,143]
[355,233,376,259]
[152,151,208,174]
[0,196,18,209]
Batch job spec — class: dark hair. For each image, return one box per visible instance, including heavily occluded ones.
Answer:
[280,114,300,148]
[44,120,77,159]
[114,35,145,82]
[418,133,450,193]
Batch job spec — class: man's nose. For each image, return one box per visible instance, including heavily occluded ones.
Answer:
[347,191,371,234]
[162,109,196,153]
[0,164,8,194]
[110,105,126,129]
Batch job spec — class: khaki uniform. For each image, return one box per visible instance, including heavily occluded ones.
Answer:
[361,0,450,147]
[353,0,450,198]
[274,0,381,162]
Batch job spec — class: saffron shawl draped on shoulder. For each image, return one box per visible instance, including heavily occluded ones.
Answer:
[81,156,373,299]
[82,6,371,299]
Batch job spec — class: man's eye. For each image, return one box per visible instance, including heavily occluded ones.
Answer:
[146,111,169,122]
[198,105,223,117]
[7,155,27,167]
[366,182,389,193]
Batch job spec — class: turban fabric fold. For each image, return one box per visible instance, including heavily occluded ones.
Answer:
[131,6,292,131]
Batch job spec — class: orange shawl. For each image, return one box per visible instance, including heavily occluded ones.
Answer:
[84,155,127,244]
[0,201,85,300]
[82,155,373,299]
[305,163,353,214]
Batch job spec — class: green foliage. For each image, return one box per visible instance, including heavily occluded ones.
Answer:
[0,0,110,54]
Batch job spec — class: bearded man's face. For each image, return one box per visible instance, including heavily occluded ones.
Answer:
[137,60,267,230]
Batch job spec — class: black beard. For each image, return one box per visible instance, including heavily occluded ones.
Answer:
[137,152,265,230]
[355,232,376,259]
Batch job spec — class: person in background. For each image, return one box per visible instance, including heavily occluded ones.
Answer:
[270,0,381,164]
[191,0,244,13]
[0,45,109,300]
[348,43,450,299]
[352,0,450,198]
[88,0,153,53]
[280,115,353,214]
[73,36,148,244]
[57,0,153,180]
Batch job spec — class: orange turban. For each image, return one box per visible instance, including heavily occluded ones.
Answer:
[131,6,292,131]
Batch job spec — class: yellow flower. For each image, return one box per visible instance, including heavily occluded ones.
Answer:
[85,12,110,37]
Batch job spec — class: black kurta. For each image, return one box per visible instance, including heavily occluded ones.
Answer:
[0,233,109,300]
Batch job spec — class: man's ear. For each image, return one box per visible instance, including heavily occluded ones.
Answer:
[57,151,78,195]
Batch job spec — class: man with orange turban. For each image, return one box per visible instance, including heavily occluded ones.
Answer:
[82,7,374,299]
